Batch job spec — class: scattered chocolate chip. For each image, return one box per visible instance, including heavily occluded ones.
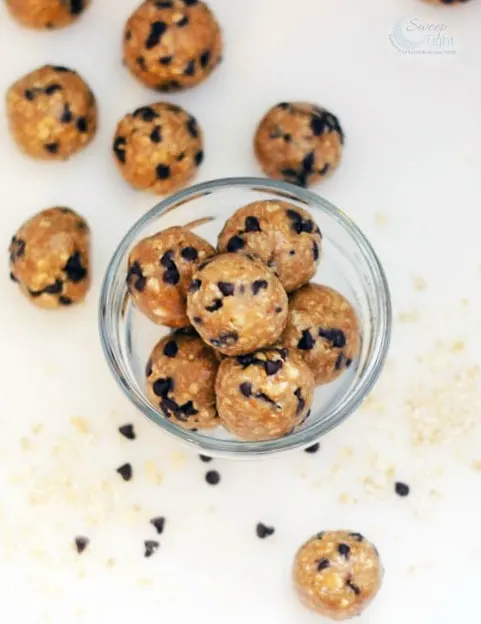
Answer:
[194,150,204,166]
[75,536,89,554]
[395,481,410,497]
[127,261,145,292]
[119,424,136,440]
[44,83,62,95]
[189,279,202,292]
[153,377,174,397]
[265,360,282,376]
[317,558,330,571]
[177,15,189,27]
[59,296,73,306]
[116,463,132,481]
[312,241,319,261]
[227,236,245,252]
[181,247,198,262]
[144,540,159,558]
[206,299,223,312]
[156,164,171,179]
[289,250,296,256]
[44,280,63,294]
[44,142,59,154]
[297,329,315,351]
[113,136,127,163]
[217,281,234,297]
[251,280,268,295]
[347,578,361,595]
[199,454,213,463]
[210,332,238,347]
[64,251,87,282]
[349,532,364,542]
[335,353,346,370]
[319,328,346,348]
[163,341,178,358]
[200,50,211,68]
[150,517,165,534]
[338,543,350,558]
[205,470,220,485]
[239,382,252,397]
[304,443,320,454]
[186,117,198,138]
[145,21,167,49]
[159,55,173,65]
[256,523,275,539]
[60,103,73,123]
[150,126,162,143]
[245,216,261,232]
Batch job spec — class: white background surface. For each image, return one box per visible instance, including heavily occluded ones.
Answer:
[1,0,481,622]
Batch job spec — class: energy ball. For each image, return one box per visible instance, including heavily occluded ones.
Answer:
[146,328,220,430]
[6,65,97,160]
[186,253,288,356]
[127,226,215,327]
[123,0,223,92]
[9,207,90,309]
[282,284,360,385]
[254,102,344,187]
[216,347,314,441]
[113,103,204,194]
[293,531,382,620]
[218,200,322,293]
[6,0,90,29]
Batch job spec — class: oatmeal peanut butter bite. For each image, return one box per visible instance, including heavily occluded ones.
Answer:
[293,531,382,620]
[6,0,91,29]
[127,226,215,327]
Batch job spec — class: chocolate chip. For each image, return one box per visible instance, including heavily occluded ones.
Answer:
[183,59,195,75]
[251,280,268,295]
[218,281,235,296]
[9,272,18,283]
[51,65,70,72]
[294,387,305,414]
[297,329,315,350]
[150,126,162,143]
[155,0,173,6]
[237,354,255,368]
[24,89,36,101]
[302,220,313,233]
[310,116,327,136]
[199,454,212,463]
[302,151,315,173]
[69,0,85,14]
[346,358,353,368]
[119,424,136,440]
[277,102,289,109]
[156,164,171,179]
[335,353,346,370]
[186,117,198,138]
[312,241,319,261]
[189,279,202,292]
[210,331,238,347]
[150,517,165,534]
[144,540,159,557]
[127,261,145,292]
[275,306,283,314]
[181,246,198,261]
[317,558,330,571]
[319,163,330,176]
[316,532,324,540]
[347,579,361,595]
[176,151,185,161]
[145,21,167,49]
[239,382,252,397]
[156,79,181,92]
[163,341,178,358]
[256,523,275,539]
[60,103,73,123]
[255,391,278,407]
[349,532,364,542]
[159,55,173,65]
[206,299,223,312]
[286,209,302,222]
[245,216,261,232]
[227,236,245,252]
[125,29,132,40]
[44,280,63,294]
[75,536,89,554]
[64,251,87,282]
[116,463,132,481]
[76,117,88,133]
[44,83,62,95]
[395,482,410,497]
[192,316,202,324]
[319,328,346,348]
[163,266,180,284]
[113,136,127,163]
[304,443,320,454]
[200,50,211,68]
[338,543,350,558]
[174,326,197,337]
[205,470,220,485]
[153,377,174,397]
[194,150,204,166]
[160,250,174,267]
[283,133,292,142]
[59,296,73,306]
[44,142,59,154]
[136,56,146,69]
[180,401,198,416]
[160,397,179,416]
[177,15,189,27]
[265,360,282,376]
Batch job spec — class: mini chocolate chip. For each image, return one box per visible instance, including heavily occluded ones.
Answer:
[145,21,167,49]
[199,454,212,463]
[174,327,197,337]
[59,296,73,305]
[239,382,252,397]
[113,136,127,163]
[297,329,315,350]
[160,250,174,267]
[265,360,282,376]
[316,532,324,540]
[294,387,305,414]
[150,517,165,534]
[395,481,410,497]
[275,306,283,314]
[304,443,320,454]
[180,401,198,416]
[144,540,159,558]
[127,261,145,292]
[218,281,235,296]
[9,272,18,283]
[346,358,353,367]
[177,15,189,27]
[338,543,350,558]
[317,558,330,571]
[302,220,314,233]
[45,142,59,154]
[159,55,173,65]
[44,83,62,95]
[227,236,245,252]
[277,102,289,109]
[163,266,180,284]
[160,397,179,416]
[24,89,35,101]
[69,0,85,14]
[119,424,136,440]
[155,0,173,5]
[205,470,220,485]
[349,532,364,542]
[64,251,87,283]
[192,316,202,324]
[312,242,319,261]
[181,247,198,261]
[156,79,181,92]
[335,353,346,370]
[256,523,275,539]
[75,536,89,554]
[210,331,238,347]
[255,391,278,407]
[347,579,361,595]
[200,50,211,68]
[44,280,63,294]
[125,29,132,40]
[156,164,171,179]
[60,103,73,123]
[302,151,315,173]
[153,377,174,397]
[283,133,292,142]
[251,280,268,295]
[206,299,223,312]
[136,56,146,69]
[245,216,261,232]
[319,328,346,348]
[194,150,204,166]
[116,463,132,481]
[286,209,302,222]
[176,151,185,161]
[183,59,195,75]
[76,117,88,133]
[319,163,330,176]
[237,354,255,368]
[163,341,178,358]
[150,126,162,143]
[186,117,198,138]
[189,279,202,292]
[51,65,70,72]
[310,116,327,136]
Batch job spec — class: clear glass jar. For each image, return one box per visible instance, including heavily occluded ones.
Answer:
[99,177,392,458]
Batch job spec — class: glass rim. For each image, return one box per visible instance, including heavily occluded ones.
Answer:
[99,176,392,457]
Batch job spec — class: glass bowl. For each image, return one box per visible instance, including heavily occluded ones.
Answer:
[99,177,392,458]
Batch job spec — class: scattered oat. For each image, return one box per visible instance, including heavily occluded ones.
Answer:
[70,417,90,434]
[106,558,115,568]
[412,275,427,292]
[31,423,43,435]
[144,460,163,484]
[471,461,481,471]
[397,309,420,323]
[373,212,388,226]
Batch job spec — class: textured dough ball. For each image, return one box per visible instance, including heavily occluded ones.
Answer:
[113,103,204,194]
[146,328,220,430]
[127,226,215,327]
[186,253,288,356]
[281,284,360,385]
[293,531,382,620]
[218,200,322,293]
[216,347,314,441]
[6,65,97,160]
[6,0,90,29]
[123,0,222,92]
[9,207,90,309]
[254,102,344,187]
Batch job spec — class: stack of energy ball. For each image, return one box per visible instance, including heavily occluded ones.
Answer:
[127,198,360,441]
